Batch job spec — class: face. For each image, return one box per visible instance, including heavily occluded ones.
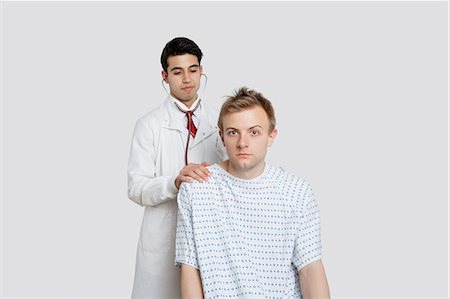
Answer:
[161,54,202,107]
[220,106,277,178]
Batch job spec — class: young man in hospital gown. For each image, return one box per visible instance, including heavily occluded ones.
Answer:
[128,37,226,298]
[176,87,330,298]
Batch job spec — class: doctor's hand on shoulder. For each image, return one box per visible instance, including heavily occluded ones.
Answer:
[175,162,211,190]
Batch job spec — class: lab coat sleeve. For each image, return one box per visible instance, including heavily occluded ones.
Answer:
[127,118,178,207]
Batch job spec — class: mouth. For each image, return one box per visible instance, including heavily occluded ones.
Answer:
[181,86,195,91]
[236,153,252,158]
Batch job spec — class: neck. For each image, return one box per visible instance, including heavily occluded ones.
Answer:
[171,94,198,109]
[219,160,266,180]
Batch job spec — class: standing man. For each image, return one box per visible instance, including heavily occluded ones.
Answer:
[128,37,226,298]
[176,87,330,298]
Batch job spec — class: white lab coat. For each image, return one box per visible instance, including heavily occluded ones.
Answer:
[128,97,226,298]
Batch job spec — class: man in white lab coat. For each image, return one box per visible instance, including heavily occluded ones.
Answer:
[127,37,227,298]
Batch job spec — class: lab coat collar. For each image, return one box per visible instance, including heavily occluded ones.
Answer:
[170,95,201,112]
[163,98,187,135]
[162,97,217,147]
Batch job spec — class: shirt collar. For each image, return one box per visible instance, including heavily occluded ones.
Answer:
[170,95,201,112]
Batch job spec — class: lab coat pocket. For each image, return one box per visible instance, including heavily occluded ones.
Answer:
[140,203,175,253]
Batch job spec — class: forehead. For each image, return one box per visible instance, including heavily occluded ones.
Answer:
[167,53,199,69]
[222,106,270,129]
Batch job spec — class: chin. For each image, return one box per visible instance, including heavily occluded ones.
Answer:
[232,160,253,171]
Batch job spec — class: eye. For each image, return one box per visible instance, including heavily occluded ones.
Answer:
[250,129,259,136]
[190,68,198,73]
[173,71,181,75]
[226,130,237,135]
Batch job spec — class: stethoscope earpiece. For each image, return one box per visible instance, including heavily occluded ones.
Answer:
[200,73,208,97]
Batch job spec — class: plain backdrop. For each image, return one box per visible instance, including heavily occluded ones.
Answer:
[2,1,448,298]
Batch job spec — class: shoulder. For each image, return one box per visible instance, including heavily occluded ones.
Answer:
[267,164,313,204]
[201,102,219,114]
[181,164,223,194]
[267,164,307,186]
[136,103,165,127]
[200,103,220,123]
[178,177,216,210]
[206,163,221,176]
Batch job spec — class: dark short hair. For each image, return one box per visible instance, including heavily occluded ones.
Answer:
[160,37,203,72]
[218,87,276,132]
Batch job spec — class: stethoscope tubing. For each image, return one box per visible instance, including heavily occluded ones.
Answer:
[162,74,207,165]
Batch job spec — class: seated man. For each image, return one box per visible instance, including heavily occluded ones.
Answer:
[175,87,330,299]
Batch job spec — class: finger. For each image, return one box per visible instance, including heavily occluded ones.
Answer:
[180,164,197,176]
[186,170,207,182]
[198,164,211,176]
[181,163,203,176]
[180,176,194,183]
[201,162,210,166]
[190,170,207,182]
[192,166,210,180]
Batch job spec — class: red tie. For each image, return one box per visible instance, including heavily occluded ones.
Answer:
[174,100,201,165]
[186,111,197,138]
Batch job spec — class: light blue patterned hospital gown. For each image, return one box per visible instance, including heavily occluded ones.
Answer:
[175,163,322,299]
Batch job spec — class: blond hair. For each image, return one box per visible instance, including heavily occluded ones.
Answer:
[218,87,276,132]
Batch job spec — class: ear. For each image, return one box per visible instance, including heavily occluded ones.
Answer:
[199,65,203,76]
[219,130,225,146]
[267,128,278,147]
[161,70,168,83]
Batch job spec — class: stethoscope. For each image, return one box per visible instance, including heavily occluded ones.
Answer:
[173,100,201,165]
[161,74,208,165]
[161,73,208,101]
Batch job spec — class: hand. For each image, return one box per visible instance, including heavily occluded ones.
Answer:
[175,162,211,189]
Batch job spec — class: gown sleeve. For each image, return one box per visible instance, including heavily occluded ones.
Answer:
[175,183,199,269]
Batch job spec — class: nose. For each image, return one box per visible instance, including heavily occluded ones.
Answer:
[237,133,249,149]
[182,71,191,83]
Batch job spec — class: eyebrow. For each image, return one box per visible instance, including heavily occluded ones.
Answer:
[169,64,200,72]
[225,125,263,131]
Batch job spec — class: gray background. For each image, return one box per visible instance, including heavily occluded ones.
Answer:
[1,1,448,298]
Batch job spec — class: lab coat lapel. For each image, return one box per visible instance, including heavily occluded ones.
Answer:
[162,97,188,136]
[190,106,217,148]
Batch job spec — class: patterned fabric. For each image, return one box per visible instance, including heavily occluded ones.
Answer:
[175,163,322,299]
